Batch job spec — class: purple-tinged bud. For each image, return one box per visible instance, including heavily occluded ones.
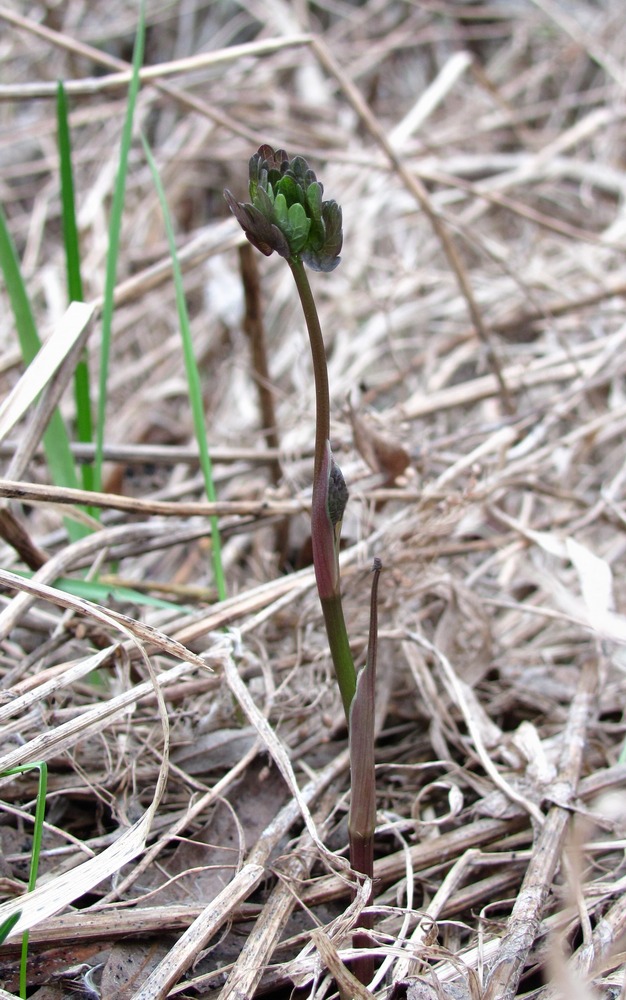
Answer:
[328,459,349,527]
[311,443,349,599]
[225,145,343,271]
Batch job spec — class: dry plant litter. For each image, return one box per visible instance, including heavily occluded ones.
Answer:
[0,2,626,998]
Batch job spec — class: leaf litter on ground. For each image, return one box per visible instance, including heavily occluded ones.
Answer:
[0,1,626,997]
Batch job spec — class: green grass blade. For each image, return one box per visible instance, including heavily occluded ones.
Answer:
[93,1,146,493]
[56,82,84,304]
[57,81,96,507]
[0,207,40,366]
[9,567,193,614]
[55,575,192,612]
[26,762,48,898]
[19,760,47,998]
[0,762,48,998]
[141,133,227,601]
[0,204,87,541]
[0,912,20,945]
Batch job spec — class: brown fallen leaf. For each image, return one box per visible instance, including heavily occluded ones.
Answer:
[100,941,170,999]
[348,401,411,483]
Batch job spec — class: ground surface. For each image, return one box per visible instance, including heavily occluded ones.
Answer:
[0,2,626,998]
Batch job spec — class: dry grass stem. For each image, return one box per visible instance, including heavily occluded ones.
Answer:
[1,2,626,997]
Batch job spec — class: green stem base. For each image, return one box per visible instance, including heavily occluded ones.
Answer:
[321,595,356,721]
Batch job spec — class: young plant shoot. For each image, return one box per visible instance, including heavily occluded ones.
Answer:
[225,146,355,717]
[226,148,378,984]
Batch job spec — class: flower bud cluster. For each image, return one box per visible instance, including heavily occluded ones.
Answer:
[225,144,342,272]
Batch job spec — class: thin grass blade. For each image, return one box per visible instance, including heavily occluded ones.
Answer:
[57,81,96,506]
[0,762,48,999]
[56,82,83,305]
[20,761,47,997]
[0,204,87,540]
[141,133,227,601]
[9,567,192,613]
[0,913,20,946]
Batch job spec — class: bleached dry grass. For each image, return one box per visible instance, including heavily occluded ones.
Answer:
[1,2,626,997]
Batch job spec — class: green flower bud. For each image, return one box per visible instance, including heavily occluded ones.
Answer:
[225,144,343,271]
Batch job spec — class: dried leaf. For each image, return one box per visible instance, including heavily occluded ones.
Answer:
[406,980,471,1000]
[171,727,256,775]
[310,928,376,1000]
[406,979,473,1000]
[349,403,410,482]
[100,941,169,999]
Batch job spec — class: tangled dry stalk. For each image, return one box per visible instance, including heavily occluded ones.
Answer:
[1,2,626,998]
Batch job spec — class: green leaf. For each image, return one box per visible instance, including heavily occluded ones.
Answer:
[306,181,323,222]
[303,200,343,271]
[289,156,310,186]
[0,761,49,997]
[0,913,20,945]
[273,191,289,227]
[287,201,311,254]
[0,207,39,367]
[0,204,89,540]
[57,82,97,509]
[57,83,84,304]
[276,173,301,208]
[9,567,193,612]
[322,200,343,253]
[253,185,275,218]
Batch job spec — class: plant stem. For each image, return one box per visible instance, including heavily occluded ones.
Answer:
[287,258,330,482]
[288,257,356,720]
[321,595,356,718]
